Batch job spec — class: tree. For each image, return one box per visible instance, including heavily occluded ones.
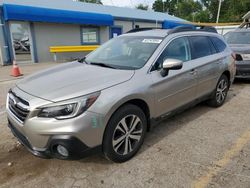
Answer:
[176,0,202,21]
[152,0,177,15]
[152,0,164,12]
[200,0,250,22]
[136,3,149,10]
[195,9,210,23]
[152,0,250,23]
[200,0,222,22]
[78,0,103,4]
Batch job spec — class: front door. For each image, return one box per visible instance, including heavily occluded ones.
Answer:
[10,22,33,63]
[150,37,198,117]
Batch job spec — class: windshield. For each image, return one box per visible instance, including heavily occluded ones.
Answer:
[224,32,250,45]
[85,36,162,70]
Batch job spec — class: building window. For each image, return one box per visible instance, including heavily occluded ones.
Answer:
[81,27,99,44]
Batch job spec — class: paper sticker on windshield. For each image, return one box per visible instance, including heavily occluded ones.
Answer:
[142,39,162,44]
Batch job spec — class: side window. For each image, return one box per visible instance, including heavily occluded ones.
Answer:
[189,36,215,60]
[210,36,227,53]
[153,37,191,70]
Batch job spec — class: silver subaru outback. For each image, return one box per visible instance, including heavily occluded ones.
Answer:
[7,28,236,162]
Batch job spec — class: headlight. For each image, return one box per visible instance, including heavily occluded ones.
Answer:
[37,92,100,119]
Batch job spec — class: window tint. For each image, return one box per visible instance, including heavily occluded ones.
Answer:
[189,36,215,59]
[210,36,227,53]
[153,37,191,70]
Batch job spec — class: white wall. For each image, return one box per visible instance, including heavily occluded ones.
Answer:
[114,20,162,34]
[100,26,109,44]
[33,23,110,62]
[34,22,81,62]
[114,20,133,33]
[134,21,160,28]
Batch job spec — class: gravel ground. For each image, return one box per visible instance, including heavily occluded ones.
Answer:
[0,65,249,188]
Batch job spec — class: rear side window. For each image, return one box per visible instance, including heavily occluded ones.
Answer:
[210,36,227,53]
[189,36,216,60]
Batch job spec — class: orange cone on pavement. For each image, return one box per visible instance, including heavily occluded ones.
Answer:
[11,61,22,77]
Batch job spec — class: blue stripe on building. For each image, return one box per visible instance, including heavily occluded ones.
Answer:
[3,4,114,26]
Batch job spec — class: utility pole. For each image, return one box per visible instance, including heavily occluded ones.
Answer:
[216,0,222,23]
[163,0,165,13]
[177,0,179,16]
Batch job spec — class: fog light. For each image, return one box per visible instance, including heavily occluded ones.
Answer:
[57,145,69,157]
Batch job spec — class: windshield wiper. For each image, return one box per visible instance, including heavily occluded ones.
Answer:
[77,57,89,64]
[78,58,117,69]
[90,62,117,69]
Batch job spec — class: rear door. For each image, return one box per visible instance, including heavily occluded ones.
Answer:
[150,36,198,117]
[188,36,220,98]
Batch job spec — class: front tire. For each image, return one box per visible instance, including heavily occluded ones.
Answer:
[103,104,147,163]
[207,74,229,107]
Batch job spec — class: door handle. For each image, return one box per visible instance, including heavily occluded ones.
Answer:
[189,69,197,75]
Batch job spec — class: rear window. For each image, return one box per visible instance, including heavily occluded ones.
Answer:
[224,31,250,44]
[189,36,216,59]
[210,36,227,53]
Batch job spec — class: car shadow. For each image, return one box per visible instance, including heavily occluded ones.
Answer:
[234,78,250,84]
[140,104,214,154]
[139,84,241,155]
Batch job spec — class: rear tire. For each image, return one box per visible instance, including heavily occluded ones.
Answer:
[207,74,229,107]
[103,104,147,163]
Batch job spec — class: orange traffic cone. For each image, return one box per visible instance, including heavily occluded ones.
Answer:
[11,61,22,77]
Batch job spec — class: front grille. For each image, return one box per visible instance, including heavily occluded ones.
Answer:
[8,91,30,122]
[8,119,32,149]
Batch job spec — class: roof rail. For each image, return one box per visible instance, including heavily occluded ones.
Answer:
[126,25,218,34]
[200,26,218,33]
[167,26,195,34]
[126,27,160,33]
[168,25,218,34]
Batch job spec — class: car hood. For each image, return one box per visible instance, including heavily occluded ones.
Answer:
[229,44,250,54]
[16,62,135,102]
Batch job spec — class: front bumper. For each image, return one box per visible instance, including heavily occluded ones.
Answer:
[6,87,106,159]
[8,119,101,159]
[235,61,250,78]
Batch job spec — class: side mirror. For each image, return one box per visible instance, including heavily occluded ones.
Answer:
[160,58,183,77]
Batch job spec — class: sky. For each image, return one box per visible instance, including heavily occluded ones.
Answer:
[101,0,156,9]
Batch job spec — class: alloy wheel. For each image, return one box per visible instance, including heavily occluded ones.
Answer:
[112,115,143,155]
[216,79,228,104]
